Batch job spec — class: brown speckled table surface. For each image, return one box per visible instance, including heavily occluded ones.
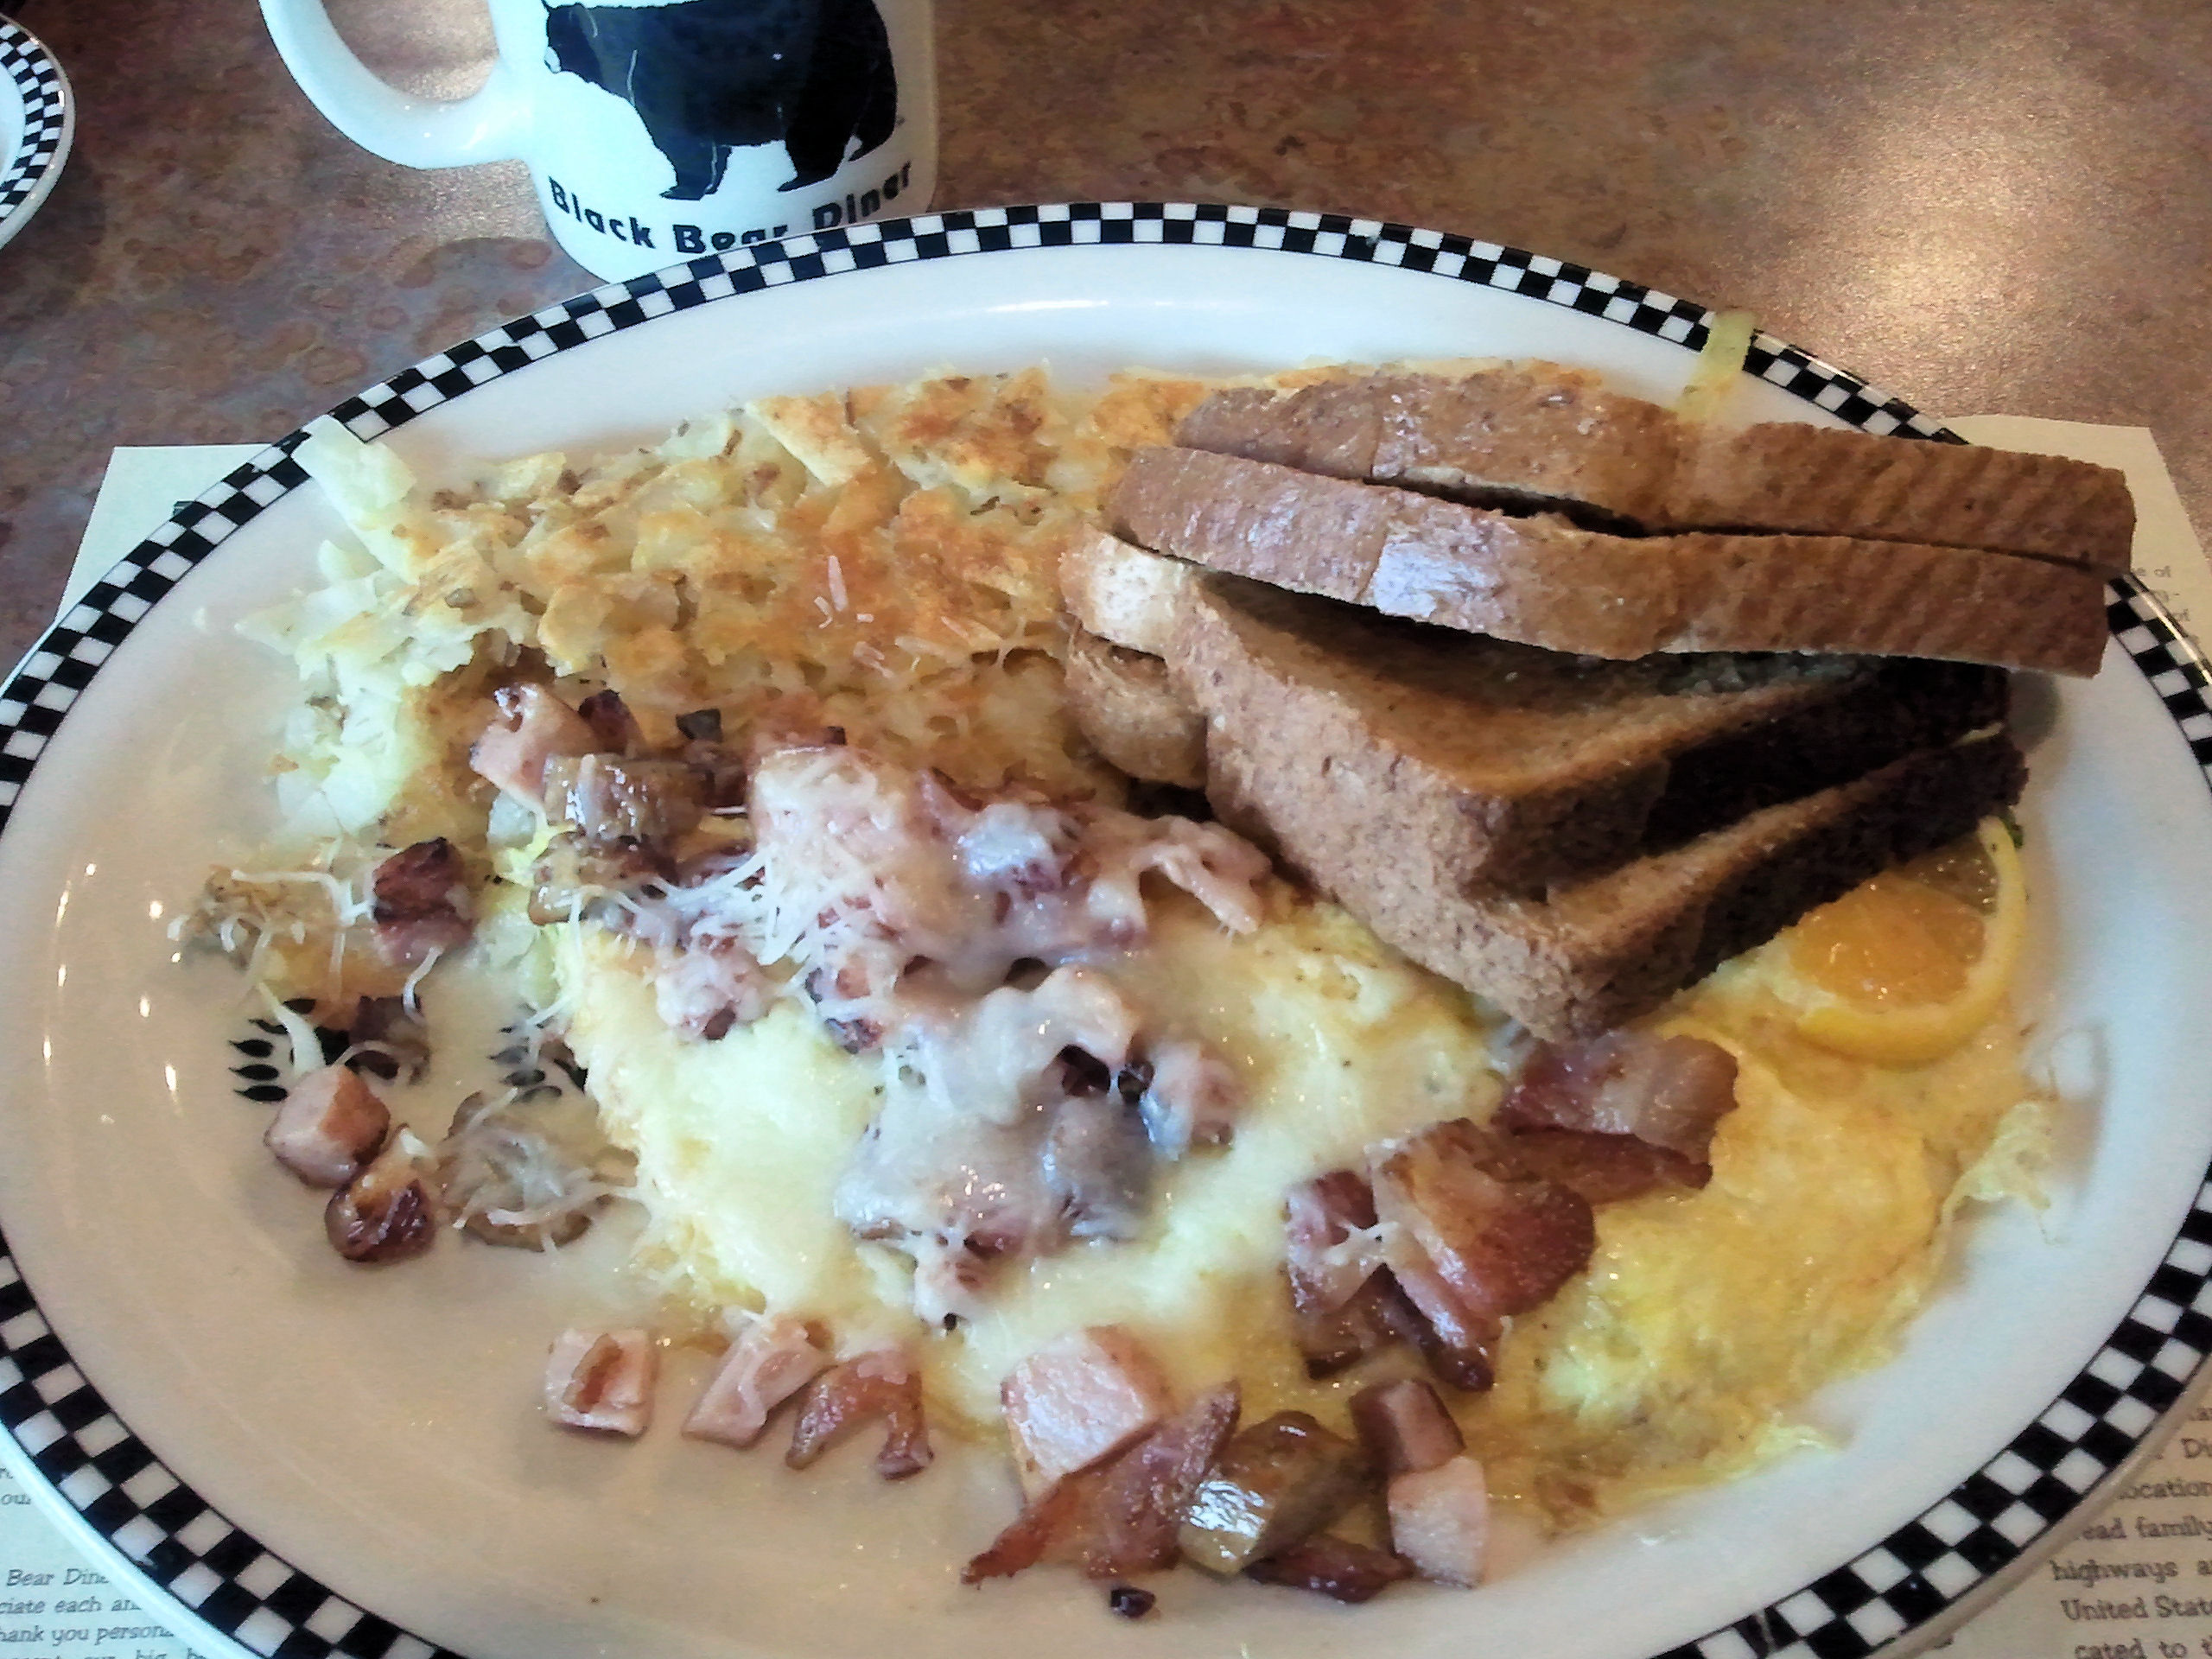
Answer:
[1,0,2207,671]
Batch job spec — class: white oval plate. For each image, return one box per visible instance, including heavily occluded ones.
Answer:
[0,16,72,251]
[3,206,2209,1659]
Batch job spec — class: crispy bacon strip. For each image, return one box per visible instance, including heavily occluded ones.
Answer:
[683,1316,828,1449]
[1244,1535,1414,1603]
[786,1348,932,1479]
[963,1382,1242,1583]
[370,837,473,968]
[1370,1120,1596,1391]
[1497,1030,1739,1190]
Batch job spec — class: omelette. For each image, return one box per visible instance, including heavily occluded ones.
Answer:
[194,360,2047,1560]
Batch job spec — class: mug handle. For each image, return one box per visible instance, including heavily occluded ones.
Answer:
[259,0,529,168]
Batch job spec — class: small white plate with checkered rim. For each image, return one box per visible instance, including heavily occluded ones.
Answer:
[3,208,2211,1659]
[0,16,73,252]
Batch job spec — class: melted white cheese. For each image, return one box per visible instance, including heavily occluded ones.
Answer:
[558,891,1502,1423]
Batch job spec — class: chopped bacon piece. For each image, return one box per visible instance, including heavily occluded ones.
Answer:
[1350,1377,1464,1477]
[964,1382,1242,1583]
[1503,1127,1708,1205]
[1282,1169,1422,1376]
[1285,1170,1386,1316]
[1245,1535,1414,1603]
[1387,1455,1491,1587]
[786,1348,932,1478]
[265,1063,389,1187]
[1002,1326,1174,1494]
[683,1316,829,1449]
[1137,1038,1242,1156]
[1297,1274,1429,1378]
[1370,1120,1597,1392]
[369,838,473,968]
[575,688,641,754]
[324,1128,440,1264]
[472,684,597,805]
[1497,1031,1739,1171]
[544,1327,658,1436]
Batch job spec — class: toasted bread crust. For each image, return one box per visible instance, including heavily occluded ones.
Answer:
[1176,367,2133,575]
[1059,525,1197,656]
[1166,572,2010,896]
[1110,447,2109,677]
[1063,628,1206,788]
[1203,725,2025,1039]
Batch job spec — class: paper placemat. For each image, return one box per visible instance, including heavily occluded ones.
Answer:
[5,426,2209,1659]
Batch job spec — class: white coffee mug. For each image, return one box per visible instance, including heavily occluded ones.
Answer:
[261,0,938,282]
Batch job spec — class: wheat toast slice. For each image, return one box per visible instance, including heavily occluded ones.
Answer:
[1177,366,2133,575]
[1109,447,2109,677]
[1202,723,2026,1039]
[1163,572,2010,897]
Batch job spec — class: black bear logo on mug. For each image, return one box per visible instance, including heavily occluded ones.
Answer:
[543,0,899,202]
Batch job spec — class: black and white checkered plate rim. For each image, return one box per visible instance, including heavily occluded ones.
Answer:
[3,203,2209,1659]
[0,16,67,222]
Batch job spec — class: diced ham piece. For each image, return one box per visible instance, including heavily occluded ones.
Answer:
[1497,1030,1739,1179]
[1002,1326,1175,1495]
[1350,1377,1465,1477]
[471,684,597,806]
[544,1327,658,1436]
[1370,1120,1597,1392]
[786,1348,932,1478]
[1244,1535,1414,1603]
[1137,1038,1243,1156]
[1387,1455,1491,1587]
[683,1316,829,1449]
[369,838,473,968]
[265,1063,389,1187]
[963,1382,1242,1583]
